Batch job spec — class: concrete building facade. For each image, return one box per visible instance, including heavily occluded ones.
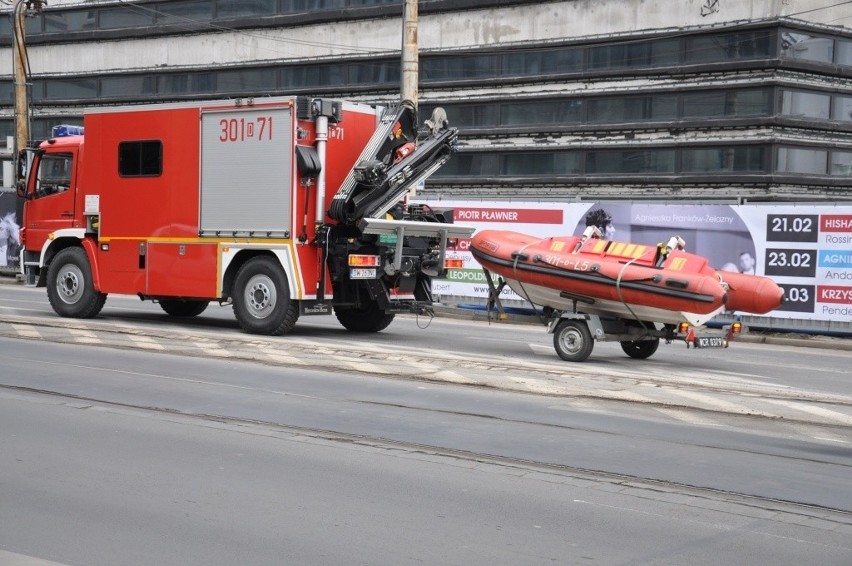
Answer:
[1,0,852,203]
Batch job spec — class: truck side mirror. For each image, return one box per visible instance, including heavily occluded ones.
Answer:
[15,180,27,199]
[15,149,32,199]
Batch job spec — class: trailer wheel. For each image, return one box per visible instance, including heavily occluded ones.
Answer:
[159,299,209,317]
[553,319,594,362]
[46,247,107,319]
[334,302,395,333]
[232,257,299,335]
[620,338,660,360]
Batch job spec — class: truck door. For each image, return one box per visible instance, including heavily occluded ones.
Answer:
[24,151,77,252]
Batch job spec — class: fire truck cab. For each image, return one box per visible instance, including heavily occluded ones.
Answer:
[17,96,471,335]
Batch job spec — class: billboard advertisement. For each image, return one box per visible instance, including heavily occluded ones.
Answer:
[419,200,852,324]
[0,191,22,274]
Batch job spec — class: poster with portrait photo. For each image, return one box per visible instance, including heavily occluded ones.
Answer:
[571,202,756,274]
[0,191,22,273]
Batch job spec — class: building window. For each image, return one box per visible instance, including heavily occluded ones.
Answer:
[435,153,497,177]
[216,0,278,18]
[98,5,156,29]
[42,78,98,101]
[501,100,584,126]
[830,151,852,176]
[781,90,831,119]
[586,149,676,174]
[433,104,500,129]
[422,55,498,81]
[588,95,677,123]
[281,65,346,88]
[682,146,766,173]
[683,89,770,118]
[216,68,277,94]
[43,10,97,33]
[832,95,852,122]
[781,31,834,63]
[101,76,157,99]
[500,152,581,176]
[119,141,163,177]
[777,147,827,175]
[685,30,773,63]
[156,1,213,24]
[157,73,214,95]
[589,39,679,70]
[504,48,583,76]
[348,61,400,85]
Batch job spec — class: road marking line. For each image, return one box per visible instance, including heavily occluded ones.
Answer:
[192,340,233,358]
[131,334,165,350]
[760,398,852,426]
[666,389,766,417]
[0,549,73,565]
[262,352,307,366]
[73,329,102,345]
[10,323,40,339]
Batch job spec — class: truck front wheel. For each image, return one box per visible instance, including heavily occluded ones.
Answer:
[334,301,395,333]
[46,247,107,319]
[553,319,594,362]
[232,257,298,335]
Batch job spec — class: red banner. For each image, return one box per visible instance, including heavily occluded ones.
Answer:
[820,215,852,232]
[817,285,852,304]
[454,208,563,224]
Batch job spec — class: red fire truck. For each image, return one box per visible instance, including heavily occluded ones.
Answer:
[16,96,472,335]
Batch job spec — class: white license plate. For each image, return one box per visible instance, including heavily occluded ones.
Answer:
[350,268,377,279]
[695,336,725,348]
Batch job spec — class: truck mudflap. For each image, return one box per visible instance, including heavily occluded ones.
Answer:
[328,103,458,224]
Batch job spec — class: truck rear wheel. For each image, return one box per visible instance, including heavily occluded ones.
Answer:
[46,247,107,319]
[232,257,299,335]
[159,299,209,317]
[620,338,660,359]
[553,319,594,362]
[334,302,395,333]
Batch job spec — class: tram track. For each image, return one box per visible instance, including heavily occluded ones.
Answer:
[4,381,852,529]
[2,313,852,428]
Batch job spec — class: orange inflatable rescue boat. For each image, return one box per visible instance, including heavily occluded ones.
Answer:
[470,227,784,327]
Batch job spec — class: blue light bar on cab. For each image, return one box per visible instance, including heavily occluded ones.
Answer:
[52,124,84,137]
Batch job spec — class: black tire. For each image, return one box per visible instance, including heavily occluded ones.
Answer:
[46,247,107,319]
[552,319,594,362]
[159,299,209,317]
[620,338,660,359]
[232,256,299,335]
[334,301,395,333]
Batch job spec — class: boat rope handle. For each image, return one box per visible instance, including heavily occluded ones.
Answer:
[616,256,650,335]
[512,242,548,322]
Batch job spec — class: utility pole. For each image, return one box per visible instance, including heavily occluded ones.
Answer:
[400,0,418,110]
[13,0,44,156]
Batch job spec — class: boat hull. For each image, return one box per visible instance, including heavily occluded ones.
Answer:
[470,230,783,325]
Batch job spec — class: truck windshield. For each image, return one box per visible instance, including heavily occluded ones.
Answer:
[35,153,73,198]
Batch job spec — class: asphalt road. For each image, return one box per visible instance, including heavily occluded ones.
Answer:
[2,339,851,565]
[1,277,851,564]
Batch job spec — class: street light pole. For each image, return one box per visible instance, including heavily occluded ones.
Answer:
[12,0,43,155]
[400,0,418,110]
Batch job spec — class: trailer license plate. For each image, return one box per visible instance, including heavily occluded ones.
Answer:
[350,268,377,279]
[695,336,725,348]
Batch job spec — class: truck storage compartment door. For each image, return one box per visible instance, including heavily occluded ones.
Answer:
[146,242,219,298]
[199,107,293,238]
